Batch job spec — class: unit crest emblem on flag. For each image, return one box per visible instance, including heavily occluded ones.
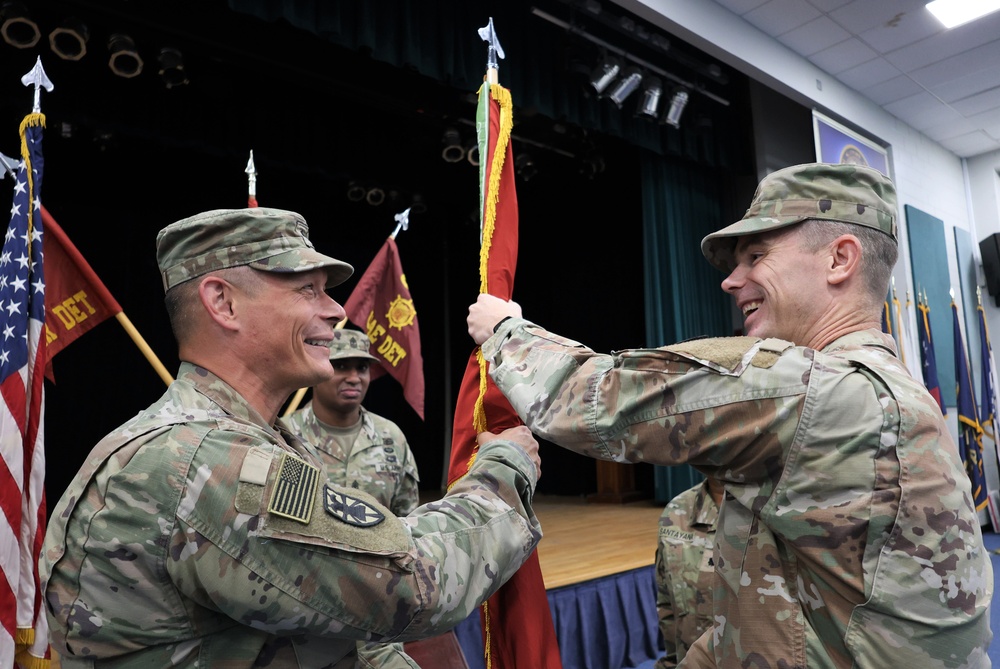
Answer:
[386,295,416,330]
[324,486,385,527]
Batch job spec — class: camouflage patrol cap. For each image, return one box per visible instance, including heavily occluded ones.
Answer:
[701,162,897,271]
[156,207,354,291]
[329,328,378,363]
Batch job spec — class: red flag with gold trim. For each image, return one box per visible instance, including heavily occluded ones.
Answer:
[447,73,562,668]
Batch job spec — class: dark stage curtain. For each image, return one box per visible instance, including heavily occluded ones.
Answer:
[227,0,735,166]
[640,151,734,502]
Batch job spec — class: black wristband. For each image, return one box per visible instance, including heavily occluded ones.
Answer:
[493,316,512,334]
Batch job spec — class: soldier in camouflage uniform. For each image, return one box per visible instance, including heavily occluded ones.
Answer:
[467,163,993,667]
[654,477,723,669]
[40,207,542,669]
[285,327,421,667]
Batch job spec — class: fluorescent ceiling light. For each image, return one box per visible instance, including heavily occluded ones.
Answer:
[926,0,1000,28]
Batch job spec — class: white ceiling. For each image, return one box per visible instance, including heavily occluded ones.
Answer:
[709,0,1000,158]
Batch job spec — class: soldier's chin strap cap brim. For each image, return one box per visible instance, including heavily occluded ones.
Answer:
[700,162,898,272]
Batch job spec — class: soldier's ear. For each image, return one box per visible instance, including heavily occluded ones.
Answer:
[199,275,240,331]
[827,234,861,286]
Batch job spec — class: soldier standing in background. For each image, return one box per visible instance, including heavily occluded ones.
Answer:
[653,477,723,668]
[287,327,421,667]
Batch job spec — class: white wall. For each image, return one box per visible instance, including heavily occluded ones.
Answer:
[614,0,1000,498]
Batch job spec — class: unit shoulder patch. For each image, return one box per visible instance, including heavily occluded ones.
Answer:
[324,485,385,527]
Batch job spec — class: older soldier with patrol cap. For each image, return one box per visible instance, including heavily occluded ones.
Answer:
[41,207,542,668]
[467,163,993,668]
[287,327,421,667]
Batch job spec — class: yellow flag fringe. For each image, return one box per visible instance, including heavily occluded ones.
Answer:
[473,84,514,441]
[19,113,44,250]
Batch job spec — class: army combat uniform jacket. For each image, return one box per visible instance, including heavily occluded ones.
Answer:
[482,319,992,668]
[285,404,420,516]
[655,481,719,669]
[285,402,421,668]
[41,363,540,668]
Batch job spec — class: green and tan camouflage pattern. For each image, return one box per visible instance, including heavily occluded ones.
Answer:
[654,481,719,669]
[284,405,420,516]
[328,328,379,363]
[40,362,540,668]
[701,162,898,271]
[284,403,421,667]
[483,318,993,668]
[156,208,355,291]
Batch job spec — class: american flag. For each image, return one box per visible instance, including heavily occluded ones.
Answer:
[0,115,50,667]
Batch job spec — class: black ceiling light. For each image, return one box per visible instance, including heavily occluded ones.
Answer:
[346,181,366,202]
[108,33,143,78]
[441,128,465,163]
[1,1,40,49]
[366,186,385,207]
[515,153,537,181]
[158,48,188,88]
[48,17,88,60]
[465,139,480,166]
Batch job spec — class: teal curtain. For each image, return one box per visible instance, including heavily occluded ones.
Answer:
[641,151,734,502]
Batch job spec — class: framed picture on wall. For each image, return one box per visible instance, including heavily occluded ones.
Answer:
[813,111,890,177]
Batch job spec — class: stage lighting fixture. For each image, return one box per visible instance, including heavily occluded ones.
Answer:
[588,53,622,95]
[1,1,39,48]
[466,139,480,166]
[108,33,143,78]
[663,88,689,129]
[346,181,366,202]
[158,48,188,88]
[48,17,88,60]
[441,128,465,163]
[410,193,427,215]
[366,186,386,206]
[515,153,537,181]
[607,66,642,108]
[636,76,663,119]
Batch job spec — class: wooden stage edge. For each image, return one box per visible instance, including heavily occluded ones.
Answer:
[533,494,664,590]
[421,491,664,590]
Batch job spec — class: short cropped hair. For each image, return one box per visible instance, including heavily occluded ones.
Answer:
[797,219,897,306]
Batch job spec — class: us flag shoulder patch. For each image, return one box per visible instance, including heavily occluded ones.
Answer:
[324,486,385,527]
[267,452,319,524]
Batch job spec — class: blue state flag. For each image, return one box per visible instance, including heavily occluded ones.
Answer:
[953,301,988,512]
[918,299,946,415]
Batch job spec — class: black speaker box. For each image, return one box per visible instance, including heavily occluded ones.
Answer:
[980,233,1000,307]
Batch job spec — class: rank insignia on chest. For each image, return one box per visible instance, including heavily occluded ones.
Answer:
[267,452,319,524]
[324,486,385,527]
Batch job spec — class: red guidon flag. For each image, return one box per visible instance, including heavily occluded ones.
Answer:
[447,78,562,668]
[40,206,122,382]
[344,237,424,420]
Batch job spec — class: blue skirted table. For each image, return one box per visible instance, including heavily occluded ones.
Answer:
[454,565,661,669]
